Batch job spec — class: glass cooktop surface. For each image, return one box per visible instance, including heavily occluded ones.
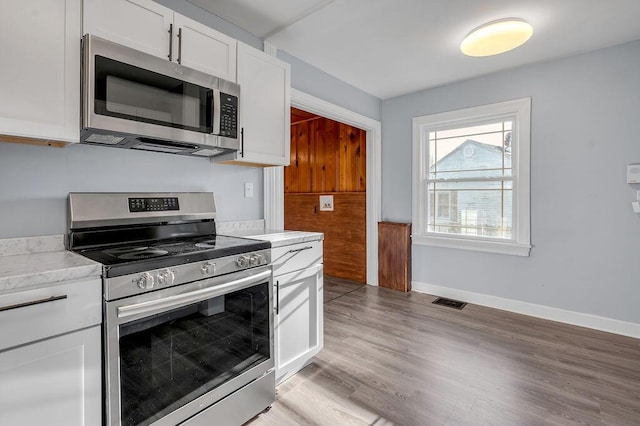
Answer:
[76,235,270,277]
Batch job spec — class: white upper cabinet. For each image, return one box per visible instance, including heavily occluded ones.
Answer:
[0,0,81,144]
[222,43,290,166]
[83,0,173,60]
[173,14,236,82]
[83,0,237,81]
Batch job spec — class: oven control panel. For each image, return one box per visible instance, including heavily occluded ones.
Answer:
[105,249,272,300]
[129,197,179,212]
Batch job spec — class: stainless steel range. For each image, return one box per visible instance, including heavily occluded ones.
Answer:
[67,192,274,426]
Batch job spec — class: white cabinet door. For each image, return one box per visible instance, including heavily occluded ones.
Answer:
[0,0,80,144]
[173,14,236,81]
[83,0,173,60]
[84,0,237,79]
[231,43,291,166]
[0,326,101,426]
[275,264,324,384]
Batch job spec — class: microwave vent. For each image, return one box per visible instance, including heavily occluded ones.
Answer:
[85,134,125,145]
[193,148,224,157]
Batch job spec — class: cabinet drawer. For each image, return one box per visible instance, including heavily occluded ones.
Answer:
[272,241,323,277]
[0,278,102,352]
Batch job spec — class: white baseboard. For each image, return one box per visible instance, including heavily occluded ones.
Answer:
[412,281,640,339]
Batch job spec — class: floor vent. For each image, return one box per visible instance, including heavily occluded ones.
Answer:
[432,297,467,310]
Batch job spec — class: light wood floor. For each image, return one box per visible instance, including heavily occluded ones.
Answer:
[248,276,640,425]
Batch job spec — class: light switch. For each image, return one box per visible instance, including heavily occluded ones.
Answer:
[244,182,254,198]
[627,164,640,183]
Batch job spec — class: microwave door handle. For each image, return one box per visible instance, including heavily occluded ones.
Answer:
[168,23,173,61]
[177,27,183,64]
[212,89,221,135]
[117,269,271,320]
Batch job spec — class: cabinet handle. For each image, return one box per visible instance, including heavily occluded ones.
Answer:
[177,27,182,64]
[168,24,173,61]
[275,280,279,315]
[240,127,244,157]
[0,295,67,313]
[287,246,313,254]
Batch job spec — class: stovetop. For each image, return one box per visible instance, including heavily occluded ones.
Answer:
[76,234,270,278]
[66,192,273,280]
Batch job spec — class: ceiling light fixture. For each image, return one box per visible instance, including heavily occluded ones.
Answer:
[461,18,533,57]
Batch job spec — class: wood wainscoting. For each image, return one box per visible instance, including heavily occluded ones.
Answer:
[284,192,366,284]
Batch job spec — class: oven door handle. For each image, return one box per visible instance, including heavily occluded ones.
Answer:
[117,269,271,320]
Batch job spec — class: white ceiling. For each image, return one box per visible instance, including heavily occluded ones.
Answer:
[189,0,640,99]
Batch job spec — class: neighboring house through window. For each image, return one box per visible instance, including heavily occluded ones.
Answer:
[412,98,531,256]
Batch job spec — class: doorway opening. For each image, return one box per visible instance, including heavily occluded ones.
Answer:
[284,107,367,284]
[263,89,381,286]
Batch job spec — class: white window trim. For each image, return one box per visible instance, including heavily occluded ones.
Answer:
[412,98,531,256]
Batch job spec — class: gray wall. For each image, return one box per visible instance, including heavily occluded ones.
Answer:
[278,50,382,121]
[382,40,640,324]
[0,143,262,238]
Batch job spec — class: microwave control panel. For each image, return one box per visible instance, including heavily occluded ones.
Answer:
[219,93,238,139]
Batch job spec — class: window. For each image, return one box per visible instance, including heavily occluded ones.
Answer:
[412,98,531,256]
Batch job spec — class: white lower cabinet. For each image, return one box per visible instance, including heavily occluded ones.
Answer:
[0,277,102,425]
[0,326,101,426]
[273,241,324,384]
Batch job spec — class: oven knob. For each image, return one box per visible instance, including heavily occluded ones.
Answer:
[136,272,155,290]
[249,254,262,266]
[236,255,250,268]
[157,269,175,286]
[201,262,216,275]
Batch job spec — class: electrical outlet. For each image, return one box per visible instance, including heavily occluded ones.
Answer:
[244,182,254,198]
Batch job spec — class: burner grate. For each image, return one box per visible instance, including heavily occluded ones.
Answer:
[432,297,467,310]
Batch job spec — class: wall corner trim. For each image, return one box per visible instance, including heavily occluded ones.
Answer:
[412,281,640,339]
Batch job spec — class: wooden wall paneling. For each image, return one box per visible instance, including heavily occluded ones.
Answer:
[348,126,357,191]
[284,193,367,283]
[285,123,297,192]
[291,107,320,124]
[285,118,366,194]
[298,122,312,192]
[311,119,323,193]
[325,119,339,193]
[357,127,366,191]
[338,124,348,192]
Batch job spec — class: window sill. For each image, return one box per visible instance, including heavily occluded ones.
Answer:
[412,234,531,256]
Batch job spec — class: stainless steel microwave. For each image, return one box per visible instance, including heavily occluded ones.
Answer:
[81,34,239,158]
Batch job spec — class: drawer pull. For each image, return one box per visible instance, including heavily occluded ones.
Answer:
[0,295,68,313]
[287,246,313,254]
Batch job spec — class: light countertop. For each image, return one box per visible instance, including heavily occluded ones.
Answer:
[0,235,102,295]
[224,230,324,248]
[0,229,321,293]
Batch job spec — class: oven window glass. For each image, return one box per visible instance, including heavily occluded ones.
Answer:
[118,282,270,426]
[94,56,213,133]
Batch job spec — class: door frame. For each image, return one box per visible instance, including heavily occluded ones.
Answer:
[264,88,382,286]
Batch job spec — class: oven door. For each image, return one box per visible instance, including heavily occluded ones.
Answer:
[105,267,273,426]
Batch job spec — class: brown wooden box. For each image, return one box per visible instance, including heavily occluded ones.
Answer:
[378,222,412,292]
